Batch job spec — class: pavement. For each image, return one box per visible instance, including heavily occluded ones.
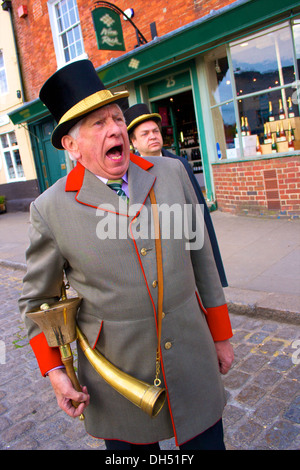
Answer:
[0,209,299,450]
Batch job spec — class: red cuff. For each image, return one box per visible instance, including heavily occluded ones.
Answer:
[205,304,233,341]
[30,332,63,377]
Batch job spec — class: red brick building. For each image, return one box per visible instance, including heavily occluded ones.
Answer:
[10,0,237,100]
[5,0,300,216]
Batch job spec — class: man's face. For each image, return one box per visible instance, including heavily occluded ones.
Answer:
[64,104,130,179]
[131,120,163,156]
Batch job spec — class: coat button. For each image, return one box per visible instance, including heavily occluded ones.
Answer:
[164,341,172,350]
[152,280,158,288]
[141,248,147,256]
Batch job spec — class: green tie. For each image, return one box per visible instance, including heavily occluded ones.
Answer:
[107,179,128,202]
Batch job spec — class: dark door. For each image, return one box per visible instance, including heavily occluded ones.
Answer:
[30,118,67,192]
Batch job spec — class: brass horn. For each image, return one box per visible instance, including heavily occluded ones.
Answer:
[27,288,166,418]
[76,326,166,417]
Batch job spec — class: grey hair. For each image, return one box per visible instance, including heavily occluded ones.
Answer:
[66,120,82,160]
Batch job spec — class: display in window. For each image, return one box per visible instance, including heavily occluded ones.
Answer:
[206,22,300,160]
[237,88,299,156]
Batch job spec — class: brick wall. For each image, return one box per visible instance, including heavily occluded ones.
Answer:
[10,0,237,101]
[212,155,300,217]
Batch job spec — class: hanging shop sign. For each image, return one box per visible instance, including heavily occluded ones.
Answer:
[92,7,125,51]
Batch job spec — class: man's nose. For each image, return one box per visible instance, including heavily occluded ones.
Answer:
[108,119,122,135]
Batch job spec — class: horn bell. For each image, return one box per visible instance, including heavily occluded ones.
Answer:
[76,326,166,418]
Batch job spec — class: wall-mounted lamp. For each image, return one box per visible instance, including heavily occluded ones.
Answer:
[16,90,22,99]
[123,8,134,20]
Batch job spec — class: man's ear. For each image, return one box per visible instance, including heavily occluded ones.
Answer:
[130,134,136,148]
[61,134,81,160]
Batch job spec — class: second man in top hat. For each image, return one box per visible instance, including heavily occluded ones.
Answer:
[124,103,228,287]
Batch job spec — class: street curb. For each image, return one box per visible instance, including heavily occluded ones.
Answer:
[1,258,300,326]
[227,300,300,326]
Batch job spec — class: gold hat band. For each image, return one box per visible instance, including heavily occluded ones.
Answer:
[59,89,129,126]
[127,113,162,132]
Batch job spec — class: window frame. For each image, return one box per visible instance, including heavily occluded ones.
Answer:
[206,20,300,161]
[0,131,25,182]
[47,0,87,68]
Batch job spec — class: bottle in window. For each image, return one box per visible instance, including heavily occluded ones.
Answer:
[279,121,286,142]
[245,117,251,136]
[271,133,277,153]
[276,124,280,142]
[241,116,246,136]
[269,101,274,121]
[266,123,272,144]
[279,99,285,120]
[288,130,295,151]
[287,97,295,118]
[256,135,262,155]
[263,123,267,144]
[288,121,295,141]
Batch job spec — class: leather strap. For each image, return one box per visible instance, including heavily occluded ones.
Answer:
[149,187,163,386]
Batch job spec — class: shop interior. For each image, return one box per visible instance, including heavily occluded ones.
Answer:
[152,90,205,188]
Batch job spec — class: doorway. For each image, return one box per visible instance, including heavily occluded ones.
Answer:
[30,118,68,193]
[151,90,204,188]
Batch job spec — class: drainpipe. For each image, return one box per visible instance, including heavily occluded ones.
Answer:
[1,1,25,102]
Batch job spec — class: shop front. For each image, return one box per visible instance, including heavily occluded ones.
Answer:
[205,19,300,215]
[9,0,300,215]
[96,0,300,216]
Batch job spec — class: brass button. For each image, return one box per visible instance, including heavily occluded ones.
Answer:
[141,248,147,256]
[164,341,172,350]
[152,280,158,288]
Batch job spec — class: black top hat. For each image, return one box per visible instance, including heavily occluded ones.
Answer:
[39,59,129,149]
[124,104,161,135]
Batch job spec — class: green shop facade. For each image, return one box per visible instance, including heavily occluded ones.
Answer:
[10,0,300,215]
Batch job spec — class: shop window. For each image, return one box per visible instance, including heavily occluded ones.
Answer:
[231,25,295,97]
[48,0,86,67]
[0,132,25,181]
[206,22,300,160]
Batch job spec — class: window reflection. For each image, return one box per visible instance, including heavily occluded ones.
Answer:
[206,21,300,160]
[206,46,233,106]
[231,25,295,96]
[212,102,236,159]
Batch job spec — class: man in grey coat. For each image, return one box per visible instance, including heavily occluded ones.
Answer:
[19,60,234,450]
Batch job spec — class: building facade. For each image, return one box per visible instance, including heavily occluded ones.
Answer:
[7,0,300,216]
[0,3,39,211]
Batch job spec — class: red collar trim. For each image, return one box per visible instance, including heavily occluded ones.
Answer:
[65,153,154,192]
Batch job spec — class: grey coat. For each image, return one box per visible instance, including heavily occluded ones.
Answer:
[19,155,227,445]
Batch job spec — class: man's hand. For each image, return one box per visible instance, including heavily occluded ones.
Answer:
[48,368,90,418]
[214,339,234,375]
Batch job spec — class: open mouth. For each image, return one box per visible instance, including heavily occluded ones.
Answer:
[106,145,123,160]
